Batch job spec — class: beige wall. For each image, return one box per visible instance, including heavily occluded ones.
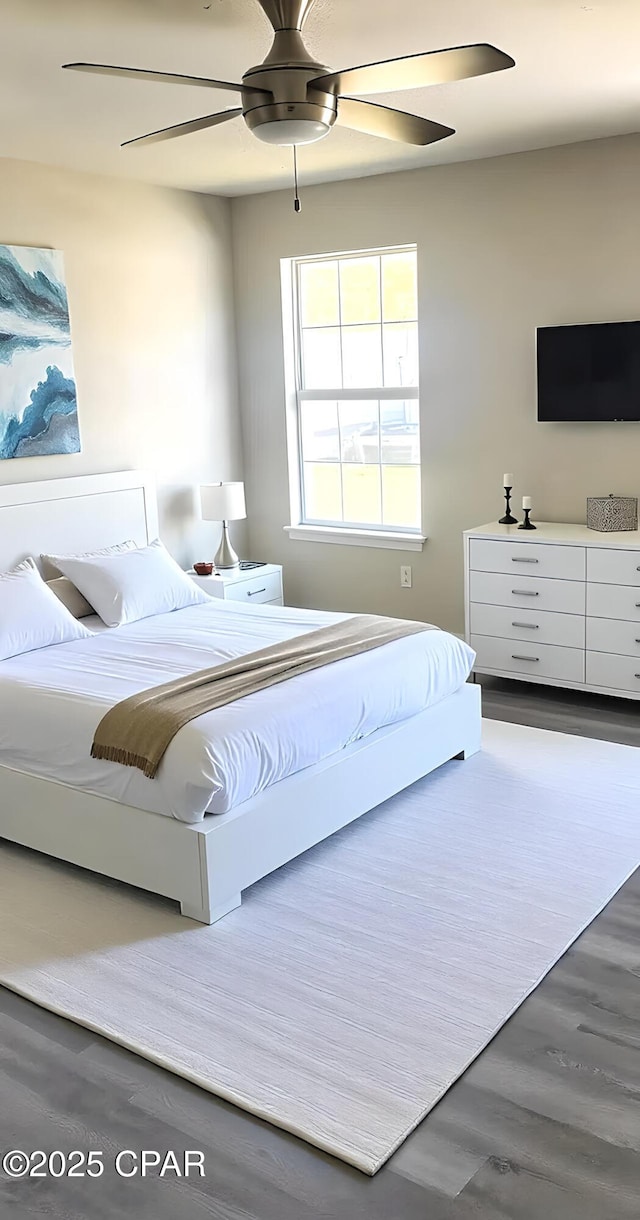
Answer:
[0,156,243,565]
[231,133,640,633]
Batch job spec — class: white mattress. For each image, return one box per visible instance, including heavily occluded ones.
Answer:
[0,600,475,823]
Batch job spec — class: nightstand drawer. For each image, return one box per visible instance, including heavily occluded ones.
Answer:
[225,571,282,604]
[469,538,585,580]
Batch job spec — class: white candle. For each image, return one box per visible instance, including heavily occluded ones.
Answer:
[503,473,513,488]
[522,496,532,510]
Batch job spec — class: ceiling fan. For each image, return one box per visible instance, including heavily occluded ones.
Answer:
[62,0,515,152]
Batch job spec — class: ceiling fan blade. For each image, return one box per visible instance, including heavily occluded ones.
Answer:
[337,97,453,146]
[62,63,244,93]
[122,108,242,148]
[309,43,515,97]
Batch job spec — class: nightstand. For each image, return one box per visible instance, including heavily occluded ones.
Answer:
[187,563,284,606]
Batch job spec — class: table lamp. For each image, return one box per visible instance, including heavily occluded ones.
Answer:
[200,482,246,570]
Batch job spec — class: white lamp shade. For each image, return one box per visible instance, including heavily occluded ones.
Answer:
[200,482,246,522]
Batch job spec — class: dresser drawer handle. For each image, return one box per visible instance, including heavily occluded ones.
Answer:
[247,587,267,596]
[511,557,539,563]
[512,622,538,629]
[636,674,640,680]
[512,589,539,597]
[512,654,539,662]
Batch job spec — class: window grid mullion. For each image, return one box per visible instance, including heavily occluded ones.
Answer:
[336,258,345,524]
[296,390,308,523]
[375,255,383,393]
[300,317,417,330]
[299,386,418,401]
[377,399,383,527]
[336,398,345,523]
[295,261,306,392]
[337,260,345,392]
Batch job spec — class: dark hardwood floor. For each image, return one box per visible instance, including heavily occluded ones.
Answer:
[1,676,639,1219]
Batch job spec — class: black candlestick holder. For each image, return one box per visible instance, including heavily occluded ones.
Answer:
[518,507,537,530]
[499,486,518,525]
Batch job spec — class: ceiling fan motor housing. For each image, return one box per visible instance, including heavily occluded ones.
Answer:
[242,28,337,145]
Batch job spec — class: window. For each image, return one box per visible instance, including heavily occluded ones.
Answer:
[285,246,421,542]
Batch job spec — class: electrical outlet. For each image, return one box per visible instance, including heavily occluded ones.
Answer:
[400,565,412,588]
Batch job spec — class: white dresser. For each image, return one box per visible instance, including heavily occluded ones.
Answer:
[464,522,640,699]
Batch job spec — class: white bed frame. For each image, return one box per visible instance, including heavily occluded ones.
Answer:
[0,470,482,924]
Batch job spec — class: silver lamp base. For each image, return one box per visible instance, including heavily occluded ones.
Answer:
[214,520,240,570]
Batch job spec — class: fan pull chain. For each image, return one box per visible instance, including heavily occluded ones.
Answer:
[293,145,301,213]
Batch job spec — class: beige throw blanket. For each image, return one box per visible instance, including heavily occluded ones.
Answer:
[91,614,431,779]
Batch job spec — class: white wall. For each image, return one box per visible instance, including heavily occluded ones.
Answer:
[0,156,243,565]
[231,133,640,632]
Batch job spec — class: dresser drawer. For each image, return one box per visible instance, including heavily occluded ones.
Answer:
[586,650,640,695]
[471,635,584,683]
[586,582,640,621]
[225,571,283,604]
[470,603,585,648]
[587,548,640,587]
[469,538,585,580]
[587,617,640,657]
[469,570,585,615]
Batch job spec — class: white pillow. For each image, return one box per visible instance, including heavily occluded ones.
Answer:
[0,560,94,661]
[41,539,138,581]
[53,539,209,627]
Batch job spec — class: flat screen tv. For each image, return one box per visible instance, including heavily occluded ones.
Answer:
[537,320,640,422]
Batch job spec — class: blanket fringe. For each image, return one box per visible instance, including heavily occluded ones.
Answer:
[90,743,160,779]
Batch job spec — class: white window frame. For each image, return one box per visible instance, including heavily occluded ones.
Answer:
[281,246,426,551]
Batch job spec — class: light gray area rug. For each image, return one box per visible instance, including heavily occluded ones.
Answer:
[1,720,638,1174]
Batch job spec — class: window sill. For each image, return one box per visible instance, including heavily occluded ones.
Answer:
[283,525,426,551]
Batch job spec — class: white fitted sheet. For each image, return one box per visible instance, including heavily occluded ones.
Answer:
[0,600,475,823]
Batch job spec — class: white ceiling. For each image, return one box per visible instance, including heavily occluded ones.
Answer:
[0,0,639,197]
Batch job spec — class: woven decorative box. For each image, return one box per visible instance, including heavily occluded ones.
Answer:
[587,494,638,532]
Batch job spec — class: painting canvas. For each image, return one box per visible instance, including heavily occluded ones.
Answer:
[0,244,80,459]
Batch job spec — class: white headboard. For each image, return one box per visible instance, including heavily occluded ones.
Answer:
[0,470,158,572]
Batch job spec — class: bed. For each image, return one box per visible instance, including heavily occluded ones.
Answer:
[0,470,481,923]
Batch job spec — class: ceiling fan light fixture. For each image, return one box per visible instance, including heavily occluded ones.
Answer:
[244,97,337,145]
[252,117,331,145]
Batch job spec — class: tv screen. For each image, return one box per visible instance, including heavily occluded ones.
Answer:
[537,320,640,422]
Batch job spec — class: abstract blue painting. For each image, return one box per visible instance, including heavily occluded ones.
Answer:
[0,244,80,460]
